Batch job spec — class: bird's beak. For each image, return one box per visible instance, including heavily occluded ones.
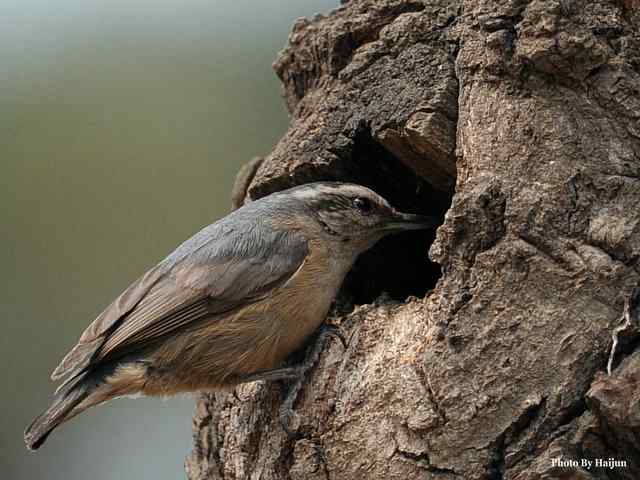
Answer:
[381,211,439,232]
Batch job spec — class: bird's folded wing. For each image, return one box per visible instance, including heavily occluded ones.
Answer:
[51,222,309,383]
[51,265,165,381]
[94,279,209,360]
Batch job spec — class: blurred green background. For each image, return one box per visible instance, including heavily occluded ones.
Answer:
[1,1,337,478]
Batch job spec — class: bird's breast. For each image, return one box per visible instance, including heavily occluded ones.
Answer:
[266,238,353,358]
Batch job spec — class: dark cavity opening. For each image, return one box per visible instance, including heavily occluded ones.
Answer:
[337,127,454,305]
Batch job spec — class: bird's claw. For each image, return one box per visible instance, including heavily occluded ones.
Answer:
[277,323,346,437]
[319,324,347,350]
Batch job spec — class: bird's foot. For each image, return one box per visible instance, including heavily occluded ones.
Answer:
[278,324,345,437]
[234,324,345,437]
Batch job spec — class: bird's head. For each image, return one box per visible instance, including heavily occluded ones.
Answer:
[268,182,438,254]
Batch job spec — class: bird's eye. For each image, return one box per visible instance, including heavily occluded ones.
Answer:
[353,197,372,214]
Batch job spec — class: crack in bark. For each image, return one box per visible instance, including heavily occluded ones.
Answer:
[608,285,640,374]
[414,364,448,426]
[329,2,427,76]
[514,234,576,274]
[394,448,460,476]
[556,398,588,432]
[566,172,581,235]
[188,394,225,480]
[486,396,546,479]
[487,433,506,480]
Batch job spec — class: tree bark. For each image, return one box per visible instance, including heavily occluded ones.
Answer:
[186,1,640,479]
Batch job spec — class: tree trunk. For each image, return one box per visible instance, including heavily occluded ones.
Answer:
[186,1,640,478]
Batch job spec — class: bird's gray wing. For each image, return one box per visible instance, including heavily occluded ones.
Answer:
[51,219,309,382]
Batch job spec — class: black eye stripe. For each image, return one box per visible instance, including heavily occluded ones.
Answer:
[310,194,376,214]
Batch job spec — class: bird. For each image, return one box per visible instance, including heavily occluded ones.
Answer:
[24,181,437,450]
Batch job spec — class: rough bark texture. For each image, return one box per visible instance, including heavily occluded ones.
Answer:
[186,1,640,479]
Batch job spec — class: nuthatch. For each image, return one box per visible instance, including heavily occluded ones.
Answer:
[25,182,436,450]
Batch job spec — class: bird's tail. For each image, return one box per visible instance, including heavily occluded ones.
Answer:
[24,381,90,451]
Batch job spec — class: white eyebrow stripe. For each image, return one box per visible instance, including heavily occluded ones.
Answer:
[291,184,377,201]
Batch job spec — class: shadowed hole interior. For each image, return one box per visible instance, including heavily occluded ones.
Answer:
[338,126,454,305]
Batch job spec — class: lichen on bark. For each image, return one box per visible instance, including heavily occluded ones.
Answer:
[186,1,640,479]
